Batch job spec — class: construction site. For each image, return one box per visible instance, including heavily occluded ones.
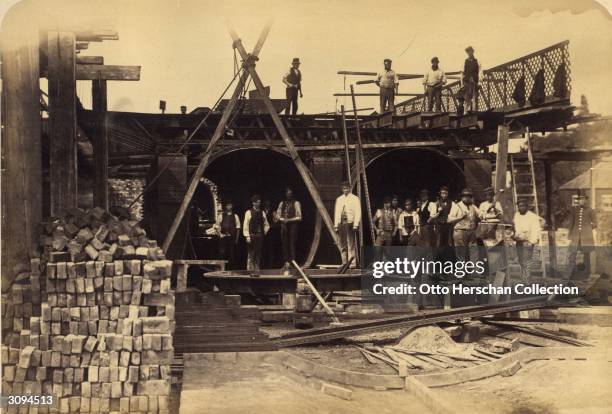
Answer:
[1,1,612,413]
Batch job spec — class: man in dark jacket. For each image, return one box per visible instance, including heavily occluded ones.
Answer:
[277,188,302,269]
[567,191,597,278]
[283,58,303,115]
[463,46,481,113]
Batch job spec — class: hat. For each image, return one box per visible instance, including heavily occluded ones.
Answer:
[460,188,473,196]
[431,56,439,63]
[292,58,300,64]
[465,46,474,53]
[576,189,588,198]
[223,199,234,206]
[383,196,392,203]
[251,194,261,203]
[384,58,392,63]
[439,185,449,192]
[517,198,530,206]
[392,194,400,200]
[341,180,350,187]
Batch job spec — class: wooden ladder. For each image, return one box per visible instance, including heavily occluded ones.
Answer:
[509,128,547,277]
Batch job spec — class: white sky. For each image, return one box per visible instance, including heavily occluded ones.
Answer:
[3,0,612,115]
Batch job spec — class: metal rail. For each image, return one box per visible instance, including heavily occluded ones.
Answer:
[273,298,565,347]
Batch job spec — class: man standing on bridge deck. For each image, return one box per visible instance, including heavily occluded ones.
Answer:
[277,187,302,270]
[423,56,446,112]
[376,58,399,114]
[243,195,270,271]
[463,46,481,113]
[283,58,303,115]
[215,199,241,270]
[373,196,397,247]
[334,181,362,268]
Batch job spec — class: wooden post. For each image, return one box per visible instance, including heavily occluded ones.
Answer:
[544,161,557,273]
[350,85,375,243]
[92,78,108,209]
[291,261,340,323]
[340,105,352,187]
[1,28,42,290]
[494,125,509,197]
[47,31,77,216]
[229,32,342,256]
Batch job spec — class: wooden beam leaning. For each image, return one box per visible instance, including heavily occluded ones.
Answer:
[76,64,140,81]
[493,125,509,198]
[92,78,109,209]
[229,30,342,256]
[47,31,78,216]
[162,25,273,253]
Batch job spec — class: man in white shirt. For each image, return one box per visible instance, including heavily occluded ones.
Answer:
[243,195,270,271]
[423,56,447,112]
[376,58,399,114]
[513,199,541,278]
[334,181,362,268]
[448,188,481,262]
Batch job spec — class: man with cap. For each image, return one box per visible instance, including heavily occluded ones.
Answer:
[463,46,482,113]
[215,199,241,270]
[448,188,481,262]
[376,58,399,114]
[513,198,541,278]
[423,57,447,112]
[283,58,303,115]
[373,197,397,247]
[567,190,597,278]
[417,189,438,249]
[276,187,302,270]
[334,181,362,268]
[243,194,271,271]
[431,186,456,248]
[398,198,420,246]
[478,186,505,248]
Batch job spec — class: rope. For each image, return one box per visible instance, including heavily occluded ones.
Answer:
[127,67,246,209]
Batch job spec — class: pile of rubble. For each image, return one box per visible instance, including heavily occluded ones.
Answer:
[1,207,175,413]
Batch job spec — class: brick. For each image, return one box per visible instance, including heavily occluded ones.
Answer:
[136,380,170,396]
[85,245,99,260]
[84,336,97,353]
[99,367,110,382]
[114,260,124,275]
[104,262,115,276]
[56,262,68,279]
[142,278,152,294]
[88,365,99,382]
[321,382,353,400]
[64,367,74,383]
[111,381,122,398]
[141,350,173,365]
[18,346,35,368]
[98,250,113,263]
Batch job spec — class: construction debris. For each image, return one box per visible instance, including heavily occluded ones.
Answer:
[1,207,175,413]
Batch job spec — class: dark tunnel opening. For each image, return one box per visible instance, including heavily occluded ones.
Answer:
[192,149,316,269]
[361,148,466,244]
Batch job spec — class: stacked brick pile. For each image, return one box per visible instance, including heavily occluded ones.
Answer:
[1,207,175,413]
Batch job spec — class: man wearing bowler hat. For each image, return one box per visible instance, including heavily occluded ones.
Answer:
[423,56,447,112]
[376,58,399,114]
[283,58,303,115]
[463,46,481,113]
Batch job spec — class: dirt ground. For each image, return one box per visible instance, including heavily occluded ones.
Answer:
[179,356,431,414]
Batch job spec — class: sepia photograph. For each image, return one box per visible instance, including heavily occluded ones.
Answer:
[1,0,611,413]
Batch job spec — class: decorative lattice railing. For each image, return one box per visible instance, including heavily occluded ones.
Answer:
[395,40,571,115]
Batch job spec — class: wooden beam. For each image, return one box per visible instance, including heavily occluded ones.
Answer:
[230,32,342,257]
[494,125,509,198]
[76,64,140,81]
[162,23,274,253]
[543,161,557,273]
[1,28,42,290]
[76,55,103,65]
[76,42,89,50]
[92,79,109,209]
[48,31,77,217]
[73,30,119,42]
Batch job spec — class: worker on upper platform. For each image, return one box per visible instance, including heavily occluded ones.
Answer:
[376,58,399,114]
[282,58,303,115]
[423,57,446,112]
[463,46,482,113]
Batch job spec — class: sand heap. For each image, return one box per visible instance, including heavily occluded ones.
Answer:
[397,325,464,354]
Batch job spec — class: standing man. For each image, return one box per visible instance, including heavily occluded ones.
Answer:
[334,181,362,268]
[215,200,241,270]
[283,58,303,115]
[373,197,397,247]
[243,195,270,271]
[277,188,302,270]
[448,188,481,262]
[376,58,399,114]
[417,189,437,249]
[391,194,403,244]
[431,186,456,248]
[567,190,597,278]
[423,57,447,112]
[479,187,503,222]
[513,199,541,278]
[398,199,420,246]
[463,46,481,113]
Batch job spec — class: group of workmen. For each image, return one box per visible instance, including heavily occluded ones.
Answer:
[214,183,597,278]
[281,46,481,116]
